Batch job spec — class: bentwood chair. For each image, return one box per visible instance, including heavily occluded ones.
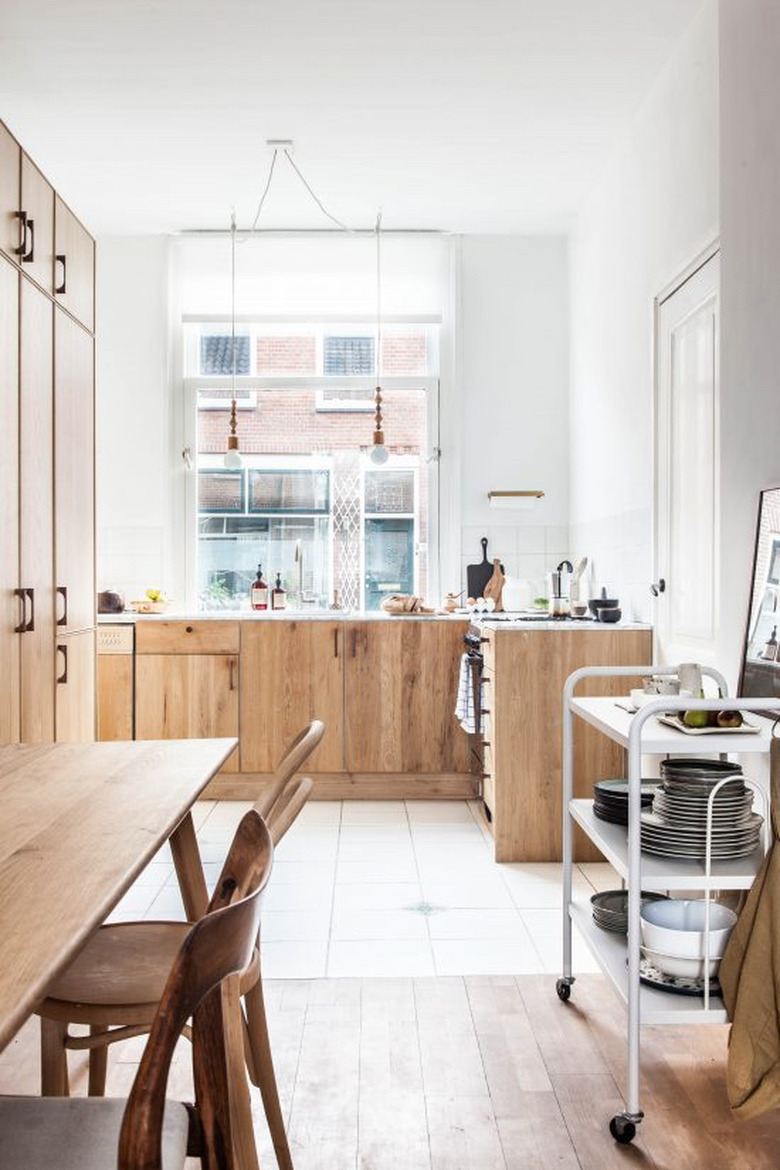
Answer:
[38,720,325,1170]
[0,809,273,1170]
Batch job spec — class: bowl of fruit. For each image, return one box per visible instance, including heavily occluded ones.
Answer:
[129,589,171,614]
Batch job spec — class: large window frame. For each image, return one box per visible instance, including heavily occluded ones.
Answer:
[182,369,440,613]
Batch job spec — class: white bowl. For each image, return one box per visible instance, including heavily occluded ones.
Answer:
[642,947,720,980]
[640,898,736,959]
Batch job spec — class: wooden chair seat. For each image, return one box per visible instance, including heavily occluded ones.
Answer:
[0,1095,190,1169]
[42,922,259,1025]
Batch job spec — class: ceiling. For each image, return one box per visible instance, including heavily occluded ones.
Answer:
[0,0,702,235]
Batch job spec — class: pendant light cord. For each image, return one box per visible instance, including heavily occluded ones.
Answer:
[249,148,279,233]
[376,211,382,373]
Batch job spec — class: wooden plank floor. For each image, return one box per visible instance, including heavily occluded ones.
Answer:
[1,974,779,1168]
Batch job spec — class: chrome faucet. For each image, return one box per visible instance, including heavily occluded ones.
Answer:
[294,540,316,607]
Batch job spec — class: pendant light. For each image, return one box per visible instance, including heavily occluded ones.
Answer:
[224,211,243,470]
[370,212,389,465]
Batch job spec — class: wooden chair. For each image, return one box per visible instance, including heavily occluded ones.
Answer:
[37,720,324,1170]
[0,809,272,1170]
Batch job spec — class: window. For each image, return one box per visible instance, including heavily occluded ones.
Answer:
[184,321,438,613]
[200,331,251,375]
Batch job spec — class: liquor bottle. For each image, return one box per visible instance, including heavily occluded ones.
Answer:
[272,572,287,611]
[250,564,268,611]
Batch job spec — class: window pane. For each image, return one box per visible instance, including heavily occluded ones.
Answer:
[324,335,375,376]
[248,470,330,513]
[198,516,330,610]
[257,333,317,375]
[381,327,428,376]
[200,333,250,375]
[198,470,245,513]
[364,518,415,610]
[364,469,415,514]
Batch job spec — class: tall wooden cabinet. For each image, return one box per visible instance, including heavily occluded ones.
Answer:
[1,119,96,745]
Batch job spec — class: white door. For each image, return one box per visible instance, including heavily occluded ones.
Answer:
[655,252,719,667]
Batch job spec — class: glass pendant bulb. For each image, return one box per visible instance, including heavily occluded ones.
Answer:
[224,445,243,470]
[370,442,389,465]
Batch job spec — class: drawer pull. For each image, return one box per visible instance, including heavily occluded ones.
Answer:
[56,585,68,627]
[186,625,194,633]
[21,216,35,263]
[55,253,67,294]
[13,588,27,634]
[57,643,68,684]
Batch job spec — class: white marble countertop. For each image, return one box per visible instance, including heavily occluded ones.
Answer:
[98,610,652,630]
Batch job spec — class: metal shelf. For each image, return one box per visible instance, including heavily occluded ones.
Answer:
[570,695,776,755]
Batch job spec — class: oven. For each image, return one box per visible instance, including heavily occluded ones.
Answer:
[463,624,492,816]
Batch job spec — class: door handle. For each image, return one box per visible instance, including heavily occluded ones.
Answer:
[14,212,28,258]
[228,657,236,691]
[55,254,67,294]
[333,628,339,658]
[57,643,68,684]
[14,588,27,633]
[56,585,68,627]
[21,217,35,264]
[650,578,666,598]
[26,587,35,632]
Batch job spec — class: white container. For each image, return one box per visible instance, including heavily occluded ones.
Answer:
[501,576,532,612]
[640,898,737,960]
[642,947,721,980]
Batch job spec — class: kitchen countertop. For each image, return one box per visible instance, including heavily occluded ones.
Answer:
[97,611,652,629]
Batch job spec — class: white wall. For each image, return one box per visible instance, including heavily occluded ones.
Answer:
[718,0,780,682]
[458,236,570,592]
[568,0,719,621]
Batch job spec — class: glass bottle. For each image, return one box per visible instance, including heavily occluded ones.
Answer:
[250,564,268,611]
[272,572,287,611]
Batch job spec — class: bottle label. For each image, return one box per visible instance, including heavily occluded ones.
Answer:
[251,585,268,610]
[272,592,286,610]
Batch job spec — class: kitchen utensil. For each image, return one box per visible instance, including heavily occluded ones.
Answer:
[501,576,531,612]
[467,537,503,600]
[483,558,505,612]
[593,777,657,825]
[591,890,668,934]
[638,956,723,997]
[599,607,622,623]
[97,589,124,614]
[569,556,589,604]
[640,898,737,959]
[548,560,573,616]
[641,948,721,980]
[588,587,619,617]
[570,601,589,618]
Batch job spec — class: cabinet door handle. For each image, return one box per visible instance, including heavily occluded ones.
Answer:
[55,254,67,294]
[13,588,27,634]
[25,587,35,632]
[229,657,236,691]
[56,585,68,627]
[57,643,68,684]
[14,211,28,258]
[21,217,34,264]
[333,628,339,658]
[351,629,357,658]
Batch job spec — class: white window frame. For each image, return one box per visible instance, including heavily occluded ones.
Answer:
[183,375,440,613]
[361,459,421,607]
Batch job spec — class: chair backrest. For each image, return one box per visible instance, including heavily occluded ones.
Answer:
[254,719,325,822]
[118,810,273,1170]
[267,774,314,846]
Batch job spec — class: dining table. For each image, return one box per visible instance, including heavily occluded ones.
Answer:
[0,737,235,1054]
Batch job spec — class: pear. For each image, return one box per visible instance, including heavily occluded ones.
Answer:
[683,708,709,729]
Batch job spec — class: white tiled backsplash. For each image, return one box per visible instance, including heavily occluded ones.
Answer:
[569,507,653,623]
[98,524,168,607]
[460,525,571,599]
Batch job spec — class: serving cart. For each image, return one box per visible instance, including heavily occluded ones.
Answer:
[559,663,780,1144]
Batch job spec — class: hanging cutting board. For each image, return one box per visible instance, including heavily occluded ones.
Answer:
[467,537,504,599]
[483,559,505,612]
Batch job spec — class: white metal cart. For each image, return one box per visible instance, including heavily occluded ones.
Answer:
[559,663,780,1144]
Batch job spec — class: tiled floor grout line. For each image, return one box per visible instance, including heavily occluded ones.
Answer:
[322,801,344,976]
[406,800,437,975]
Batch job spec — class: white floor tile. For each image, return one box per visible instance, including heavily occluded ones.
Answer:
[105,886,157,924]
[337,859,419,884]
[262,940,328,979]
[518,908,600,974]
[271,861,336,886]
[340,801,408,824]
[331,908,427,941]
[144,886,186,921]
[294,802,342,825]
[432,937,544,976]
[262,911,332,942]
[264,882,334,912]
[406,801,475,823]
[337,841,416,864]
[327,939,434,977]
[132,862,173,887]
[427,908,526,940]
[421,879,515,910]
[274,833,339,862]
[332,883,423,912]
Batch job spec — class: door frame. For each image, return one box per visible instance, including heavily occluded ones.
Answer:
[653,239,720,666]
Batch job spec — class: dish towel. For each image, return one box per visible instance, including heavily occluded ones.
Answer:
[720,735,780,1118]
[455,653,477,735]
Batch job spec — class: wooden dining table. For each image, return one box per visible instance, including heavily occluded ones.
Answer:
[0,737,235,1054]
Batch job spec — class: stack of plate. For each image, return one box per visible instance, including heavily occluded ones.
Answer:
[591,889,668,933]
[640,758,763,860]
[593,778,657,825]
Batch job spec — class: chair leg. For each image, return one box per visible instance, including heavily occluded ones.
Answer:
[244,980,294,1170]
[40,1018,70,1097]
[88,1025,109,1096]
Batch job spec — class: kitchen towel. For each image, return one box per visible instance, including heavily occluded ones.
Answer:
[455,653,477,735]
[720,733,780,1118]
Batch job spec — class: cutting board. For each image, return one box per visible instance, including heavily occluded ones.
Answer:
[466,537,504,599]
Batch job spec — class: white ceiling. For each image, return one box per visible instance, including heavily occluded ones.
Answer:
[0,0,702,235]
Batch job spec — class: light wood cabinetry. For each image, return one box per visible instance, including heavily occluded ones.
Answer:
[0,257,20,743]
[56,630,96,741]
[135,621,239,656]
[344,620,470,775]
[55,309,95,633]
[19,279,55,742]
[240,621,344,773]
[0,123,21,260]
[54,196,95,331]
[482,627,652,862]
[97,655,134,741]
[20,154,54,295]
[135,654,239,771]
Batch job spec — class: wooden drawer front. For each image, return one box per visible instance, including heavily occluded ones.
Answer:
[135,621,240,655]
[0,123,21,261]
[54,196,95,331]
[20,154,54,294]
[97,654,133,741]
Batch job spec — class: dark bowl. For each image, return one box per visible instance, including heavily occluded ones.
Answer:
[598,608,622,623]
[588,597,619,616]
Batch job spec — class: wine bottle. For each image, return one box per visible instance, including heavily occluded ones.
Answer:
[250,564,269,611]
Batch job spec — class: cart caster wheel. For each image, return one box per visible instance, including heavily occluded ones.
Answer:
[555,978,572,1002]
[609,1116,636,1144]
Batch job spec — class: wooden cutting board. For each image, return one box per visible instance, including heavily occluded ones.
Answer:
[466,537,504,599]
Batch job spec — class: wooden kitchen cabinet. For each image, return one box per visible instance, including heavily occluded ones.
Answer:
[55,308,95,633]
[135,653,240,771]
[344,619,470,775]
[135,621,239,656]
[240,621,344,773]
[0,122,21,261]
[20,153,54,294]
[56,630,96,742]
[54,196,95,331]
[19,279,55,742]
[0,257,20,743]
